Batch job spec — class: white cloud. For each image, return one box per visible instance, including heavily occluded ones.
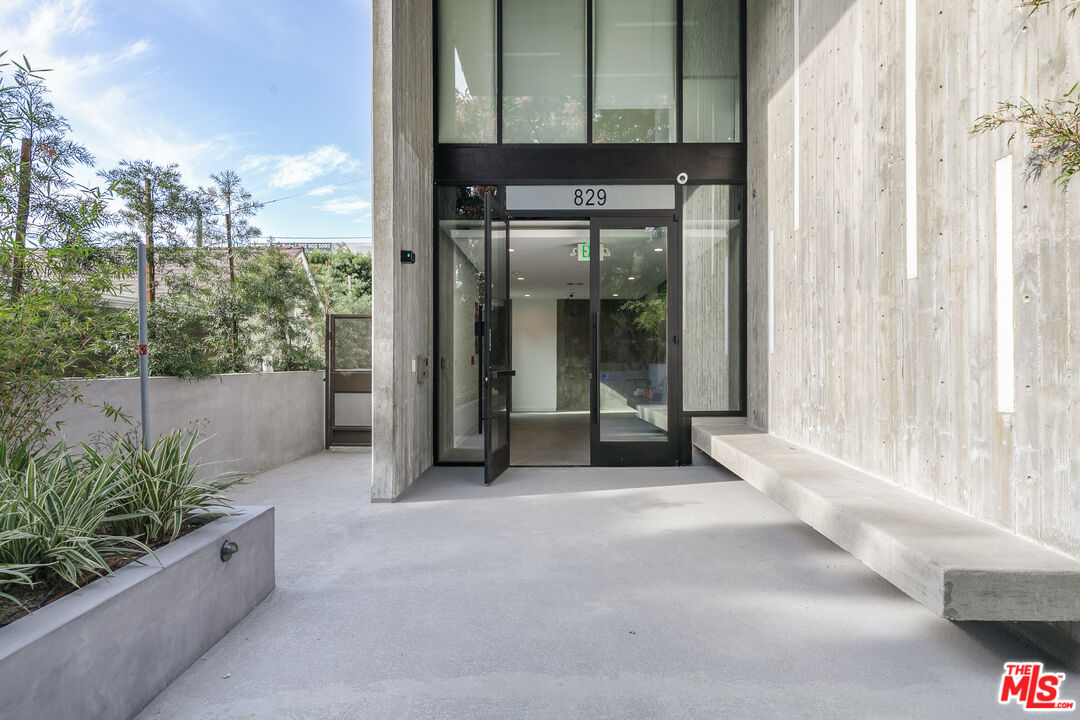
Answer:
[115,38,152,63]
[307,184,338,196]
[0,1,239,189]
[241,145,358,189]
[320,195,370,215]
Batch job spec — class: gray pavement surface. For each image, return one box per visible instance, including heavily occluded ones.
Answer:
[137,451,1064,719]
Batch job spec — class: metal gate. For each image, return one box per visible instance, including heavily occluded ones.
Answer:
[325,314,372,447]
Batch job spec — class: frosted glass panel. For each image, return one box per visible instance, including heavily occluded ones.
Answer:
[438,0,497,143]
[683,0,742,142]
[682,185,744,411]
[502,0,587,143]
[592,0,676,143]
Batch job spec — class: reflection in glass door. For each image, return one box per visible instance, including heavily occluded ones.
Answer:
[591,219,676,465]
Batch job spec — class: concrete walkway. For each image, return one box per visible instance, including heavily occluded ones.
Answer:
[137,452,1060,719]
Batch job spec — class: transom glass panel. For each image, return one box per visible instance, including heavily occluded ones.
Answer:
[684,0,742,142]
[592,0,677,143]
[502,0,587,143]
[438,0,497,143]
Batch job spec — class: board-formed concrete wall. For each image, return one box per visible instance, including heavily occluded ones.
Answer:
[372,0,435,500]
[50,372,324,474]
[747,0,1079,647]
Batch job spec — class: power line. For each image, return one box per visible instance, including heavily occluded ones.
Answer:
[260,177,368,206]
[255,235,372,240]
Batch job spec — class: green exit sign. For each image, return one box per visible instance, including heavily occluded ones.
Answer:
[577,243,590,262]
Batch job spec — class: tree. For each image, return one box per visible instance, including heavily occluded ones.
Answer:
[308,246,372,313]
[208,170,261,367]
[209,170,261,256]
[237,247,321,371]
[185,186,220,248]
[973,1,1080,185]
[0,55,130,452]
[99,160,189,301]
[0,55,97,297]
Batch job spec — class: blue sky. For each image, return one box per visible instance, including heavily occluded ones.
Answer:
[0,0,373,243]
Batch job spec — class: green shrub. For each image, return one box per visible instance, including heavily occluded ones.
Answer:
[93,429,246,544]
[0,428,246,606]
[0,444,152,588]
[0,531,35,605]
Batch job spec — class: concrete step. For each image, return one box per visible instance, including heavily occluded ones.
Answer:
[692,417,1080,621]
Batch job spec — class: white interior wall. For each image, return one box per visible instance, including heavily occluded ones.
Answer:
[512,299,558,412]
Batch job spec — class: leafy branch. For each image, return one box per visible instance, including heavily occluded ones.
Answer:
[973,1,1080,186]
[1018,0,1079,16]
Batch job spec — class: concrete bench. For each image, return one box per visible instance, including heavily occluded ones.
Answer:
[692,417,1080,621]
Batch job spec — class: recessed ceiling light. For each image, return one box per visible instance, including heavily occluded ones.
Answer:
[653,248,664,253]
[524,294,530,297]
[612,293,619,297]
[509,248,515,252]
[516,276,525,280]
[627,276,636,281]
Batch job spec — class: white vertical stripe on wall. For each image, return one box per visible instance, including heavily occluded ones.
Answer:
[905,0,918,279]
[768,228,775,355]
[793,0,800,233]
[995,154,1015,414]
[723,262,730,355]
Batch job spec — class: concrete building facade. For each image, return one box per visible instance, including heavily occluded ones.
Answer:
[373,0,1080,658]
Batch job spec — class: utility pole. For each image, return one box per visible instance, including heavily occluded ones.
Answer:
[137,241,150,450]
[12,138,31,298]
[144,177,155,302]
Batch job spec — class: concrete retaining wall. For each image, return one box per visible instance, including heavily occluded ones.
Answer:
[51,371,324,474]
[0,506,275,720]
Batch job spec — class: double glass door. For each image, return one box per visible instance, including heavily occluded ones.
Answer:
[481,194,676,483]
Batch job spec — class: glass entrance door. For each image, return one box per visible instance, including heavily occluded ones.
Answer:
[590,218,677,465]
[483,193,514,484]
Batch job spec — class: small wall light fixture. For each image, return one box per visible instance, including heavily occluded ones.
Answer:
[220,540,239,562]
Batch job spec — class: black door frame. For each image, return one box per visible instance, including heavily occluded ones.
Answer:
[483,193,514,484]
[489,207,682,469]
[589,216,680,467]
[435,183,747,473]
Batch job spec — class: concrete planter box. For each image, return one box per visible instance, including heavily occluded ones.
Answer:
[0,506,275,720]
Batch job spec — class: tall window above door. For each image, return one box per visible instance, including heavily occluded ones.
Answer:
[502,0,587,143]
[683,0,742,142]
[436,0,743,146]
[438,0,498,143]
[592,0,677,143]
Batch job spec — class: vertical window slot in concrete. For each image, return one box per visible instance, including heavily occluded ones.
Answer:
[995,155,1015,414]
[723,262,730,356]
[905,0,918,279]
[793,0,800,233]
[768,229,776,355]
